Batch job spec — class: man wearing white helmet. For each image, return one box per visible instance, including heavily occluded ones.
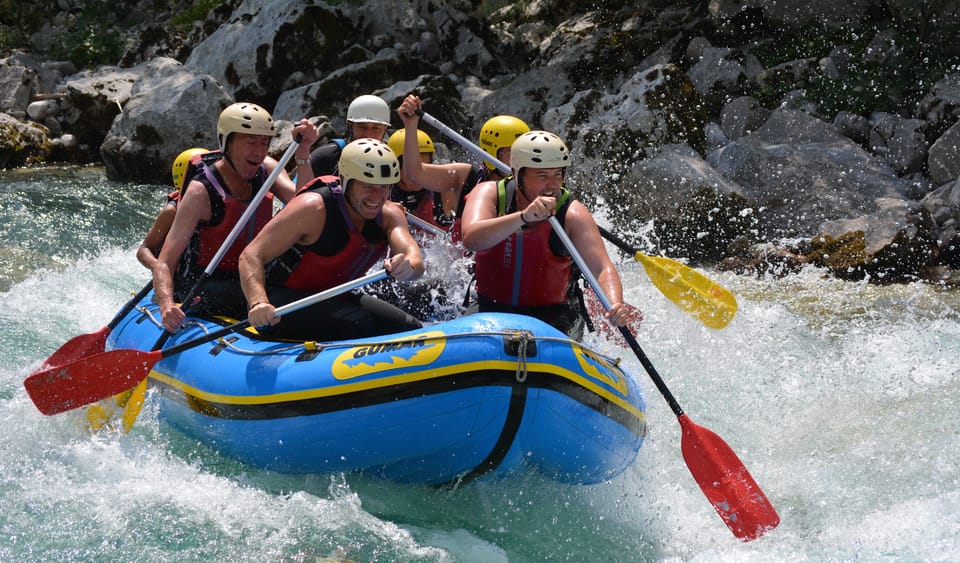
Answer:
[240,139,425,341]
[460,131,637,338]
[307,94,391,177]
[153,102,319,333]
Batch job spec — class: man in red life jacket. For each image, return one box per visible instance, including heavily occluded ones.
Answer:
[459,131,639,338]
[239,139,425,341]
[153,102,319,332]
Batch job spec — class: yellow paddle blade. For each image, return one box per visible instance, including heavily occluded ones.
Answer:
[635,252,737,329]
[84,385,136,433]
[120,378,148,433]
[83,378,146,434]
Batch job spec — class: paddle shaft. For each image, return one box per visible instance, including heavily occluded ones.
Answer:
[110,281,155,330]
[405,211,449,237]
[152,137,302,349]
[596,225,638,255]
[158,269,389,359]
[417,111,512,176]
[548,218,683,415]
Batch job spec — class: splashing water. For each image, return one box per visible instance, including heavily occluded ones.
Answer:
[1,167,958,561]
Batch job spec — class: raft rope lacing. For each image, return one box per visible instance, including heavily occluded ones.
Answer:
[513,331,529,383]
[135,304,623,367]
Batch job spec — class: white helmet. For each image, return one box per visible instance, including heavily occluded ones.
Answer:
[346,95,391,125]
[509,130,571,172]
[339,139,401,187]
[216,102,276,151]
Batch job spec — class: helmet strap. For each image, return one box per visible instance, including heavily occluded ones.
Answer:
[343,179,363,217]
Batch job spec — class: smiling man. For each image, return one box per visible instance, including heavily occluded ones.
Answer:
[460,130,636,338]
[239,138,425,341]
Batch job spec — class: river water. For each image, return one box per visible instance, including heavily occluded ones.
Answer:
[1,166,958,561]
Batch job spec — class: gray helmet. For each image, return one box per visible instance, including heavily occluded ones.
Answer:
[345,95,391,126]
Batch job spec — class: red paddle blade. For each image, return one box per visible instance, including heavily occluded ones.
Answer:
[41,326,110,368]
[679,414,780,541]
[24,349,159,416]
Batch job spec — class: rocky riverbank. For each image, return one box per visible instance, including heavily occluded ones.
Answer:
[2,0,959,284]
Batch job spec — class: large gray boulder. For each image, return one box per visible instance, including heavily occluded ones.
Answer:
[185,0,354,107]
[100,58,231,184]
[709,108,913,239]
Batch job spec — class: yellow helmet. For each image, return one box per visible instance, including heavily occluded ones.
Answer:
[387,129,435,158]
[171,147,208,190]
[216,102,276,151]
[478,115,530,170]
[339,139,401,187]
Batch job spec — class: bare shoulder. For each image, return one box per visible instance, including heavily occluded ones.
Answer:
[381,200,408,222]
[470,179,498,197]
[176,180,211,217]
[281,190,325,217]
[564,199,600,230]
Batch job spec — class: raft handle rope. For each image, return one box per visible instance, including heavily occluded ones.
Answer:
[511,331,530,383]
[136,305,309,356]
[136,304,622,366]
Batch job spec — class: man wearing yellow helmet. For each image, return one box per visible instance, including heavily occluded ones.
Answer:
[239,139,425,341]
[478,114,530,179]
[307,94,391,177]
[153,103,319,332]
[460,130,636,338]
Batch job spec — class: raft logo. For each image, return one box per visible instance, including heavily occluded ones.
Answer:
[332,331,446,380]
[572,345,628,395]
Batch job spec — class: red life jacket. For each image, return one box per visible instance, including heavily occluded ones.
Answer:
[268,178,387,291]
[178,152,271,281]
[474,179,573,307]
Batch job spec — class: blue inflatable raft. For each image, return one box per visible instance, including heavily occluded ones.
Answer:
[107,290,646,485]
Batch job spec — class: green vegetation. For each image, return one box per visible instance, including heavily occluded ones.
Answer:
[46,1,126,69]
[0,0,48,53]
[0,0,222,69]
[170,0,222,32]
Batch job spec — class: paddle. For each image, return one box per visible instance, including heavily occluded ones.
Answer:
[595,225,738,329]
[548,216,779,541]
[41,281,154,368]
[415,110,737,329]
[404,210,449,237]
[24,269,390,416]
